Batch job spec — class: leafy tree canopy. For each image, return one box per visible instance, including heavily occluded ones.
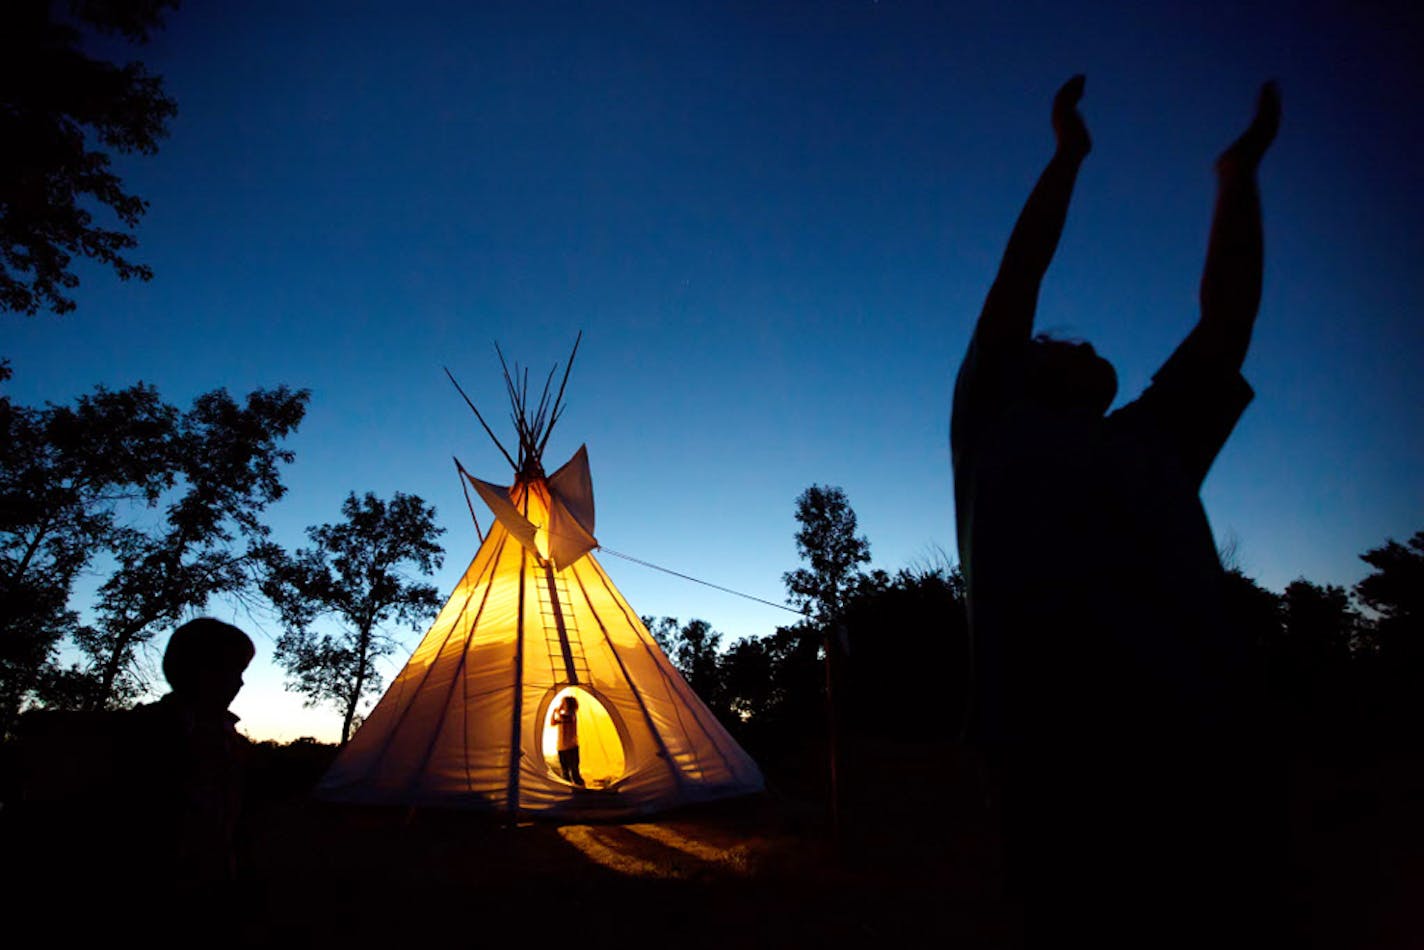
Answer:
[0,375,308,727]
[1280,579,1360,663]
[264,492,445,744]
[1355,530,1424,665]
[645,615,725,718]
[1,0,179,315]
[783,484,871,625]
[80,385,309,703]
[1,373,175,724]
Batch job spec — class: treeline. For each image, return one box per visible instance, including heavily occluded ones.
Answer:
[1225,539,1423,743]
[644,484,968,772]
[650,489,1422,772]
[6,367,1419,761]
[647,560,968,770]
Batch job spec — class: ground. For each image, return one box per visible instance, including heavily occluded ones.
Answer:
[239,740,1423,948]
[2,736,1419,946]
[245,741,1014,947]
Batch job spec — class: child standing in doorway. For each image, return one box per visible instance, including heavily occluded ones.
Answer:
[550,695,584,786]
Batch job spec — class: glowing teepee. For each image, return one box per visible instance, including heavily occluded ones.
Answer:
[318,340,763,817]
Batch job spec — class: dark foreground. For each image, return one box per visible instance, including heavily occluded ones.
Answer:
[4,739,1420,947]
[239,744,1006,948]
[238,740,1420,948]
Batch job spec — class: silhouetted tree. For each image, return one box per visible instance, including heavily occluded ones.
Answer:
[1355,530,1423,665]
[77,386,309,705]
[1,375,305,724]
[1,0,180,314]
[783,484,871,624]
[264,492,445,745]
[1221,567,1284,733]
[712,559,970,759]
[783,485,871,799]
[1282,580,1359,664]
[719,634,780,725]
[839,563,969,738]
[1354,530,1424,733]
[720,625,823,757]
[1272,579,1363,735]
[1,373,174,728]
[643,616,726,720]
[646,615,677,655]
[1223,567,1284,652]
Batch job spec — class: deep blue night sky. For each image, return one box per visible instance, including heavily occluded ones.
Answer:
[7,1,1421,740]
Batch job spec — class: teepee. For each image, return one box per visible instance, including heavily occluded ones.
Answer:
[317,341,763,817]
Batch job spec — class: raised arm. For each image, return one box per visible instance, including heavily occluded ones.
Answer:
[974,75,1093,353]
[1181,82,1280,372]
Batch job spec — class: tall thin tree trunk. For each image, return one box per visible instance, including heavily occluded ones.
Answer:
[340,691,358,746]
[341,620,373,745]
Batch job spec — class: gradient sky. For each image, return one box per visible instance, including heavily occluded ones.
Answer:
[7,1,1421,742]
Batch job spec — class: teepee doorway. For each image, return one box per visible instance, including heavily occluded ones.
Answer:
[540,685,626,789]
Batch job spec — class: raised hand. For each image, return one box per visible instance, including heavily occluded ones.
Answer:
[1217,81,1280,176]
[970,77,1091,353]
[1194,81,1280,372]
[1052,74,1092,161]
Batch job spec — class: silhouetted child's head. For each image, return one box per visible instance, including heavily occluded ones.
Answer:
[1025,334,1118,414]
[163,618,255,714]
[562,695,578,714]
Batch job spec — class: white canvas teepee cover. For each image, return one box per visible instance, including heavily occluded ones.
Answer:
[317,449,763,818]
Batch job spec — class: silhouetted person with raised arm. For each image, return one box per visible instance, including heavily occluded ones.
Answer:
[952,77,1281,945]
